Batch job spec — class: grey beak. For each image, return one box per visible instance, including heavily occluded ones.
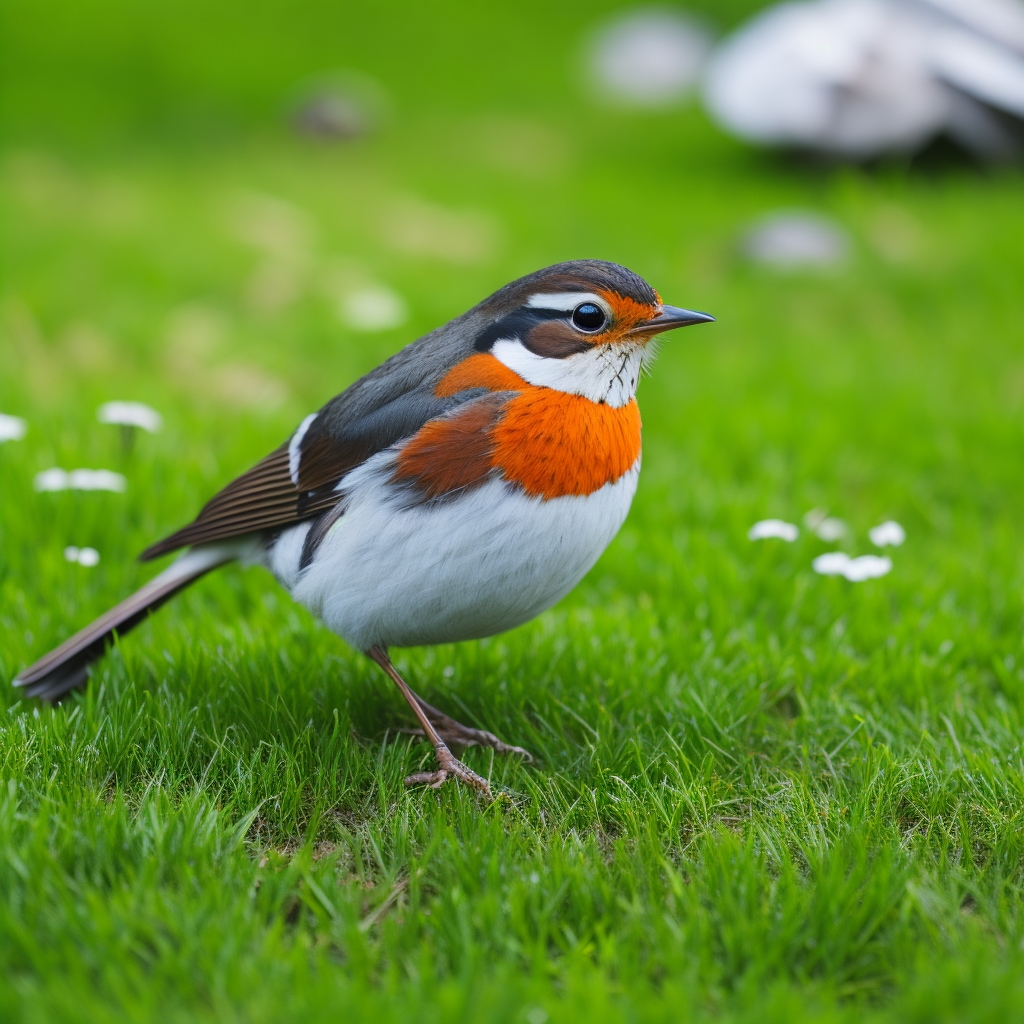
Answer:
[631,305,716,337]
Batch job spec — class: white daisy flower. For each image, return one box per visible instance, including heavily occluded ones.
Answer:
[812,552,851,576]
[64,546,100,566]
[97,401,162,433]
[869,520,906,547]
[0,413,28,442]
[35,468,127,493]
[813,552,892,581]
[815,517,848,541]
[35,468,70,491]
[748,519,799,541]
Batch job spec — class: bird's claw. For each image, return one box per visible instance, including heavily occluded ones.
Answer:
[405,745,493,799]
[402,726,533,762]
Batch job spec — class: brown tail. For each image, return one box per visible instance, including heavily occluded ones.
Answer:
[13,546,237,701]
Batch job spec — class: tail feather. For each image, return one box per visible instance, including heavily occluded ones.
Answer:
[13,546,237,701]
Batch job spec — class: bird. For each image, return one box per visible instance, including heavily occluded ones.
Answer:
[13,260,714,797]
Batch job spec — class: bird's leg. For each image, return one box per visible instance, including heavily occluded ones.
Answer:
[366,645,492,798]
[411,694,533,762]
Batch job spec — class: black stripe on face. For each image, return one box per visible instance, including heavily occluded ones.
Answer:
[474,307,592,357]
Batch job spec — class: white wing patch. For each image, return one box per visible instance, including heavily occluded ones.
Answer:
[491,338,644,407]
[289,413,318,485]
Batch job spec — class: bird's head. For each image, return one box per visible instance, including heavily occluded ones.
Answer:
[470,260,713,407]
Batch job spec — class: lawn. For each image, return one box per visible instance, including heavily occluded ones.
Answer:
[2,1,1024,1021]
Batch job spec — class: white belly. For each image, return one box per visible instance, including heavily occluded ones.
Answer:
[268,456,639,651]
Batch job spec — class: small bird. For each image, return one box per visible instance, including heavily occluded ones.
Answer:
[14,260,713,796]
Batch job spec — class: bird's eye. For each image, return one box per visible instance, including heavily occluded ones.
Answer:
[571,302,606,333]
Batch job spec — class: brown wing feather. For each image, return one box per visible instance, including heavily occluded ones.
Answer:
[139,445,340,561]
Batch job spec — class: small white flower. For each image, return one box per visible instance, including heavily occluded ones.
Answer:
[843,555,892,581]
[812,552,851,576]
[804,508,826,529]
[749,519,799,541]
[35,468,70,491]
[0,413,28,442]
[77,547,100,566]
[339,286,407,332]
[815,517,848,542]
[813,552,892,581]
[869,520,905,547]
[804,508,849,541]
[35,468,127,492]
[69,469,127,492]
[97,401,162,432]
[63,546,100,566]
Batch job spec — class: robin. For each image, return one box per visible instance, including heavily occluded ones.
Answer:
[14,260,714,797]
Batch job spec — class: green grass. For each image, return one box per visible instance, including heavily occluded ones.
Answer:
[3,2,1024,1021]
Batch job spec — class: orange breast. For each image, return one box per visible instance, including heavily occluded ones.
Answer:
[493,391,641,499]
[418,352,642,500]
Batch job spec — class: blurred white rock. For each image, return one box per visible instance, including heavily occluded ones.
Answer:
[749,519,800,541]
[703,0,1024,159]
[915,0,1024,55]
[869,520,906,545]
[35,468,127,493]
[813,551,893,579]
[64,546,100,566]
[340,285,407,332]
[743,211,849,269]
[0,412,28,442]
[97,401,162,433]
[585,7,714,106]
[704,0,946,158]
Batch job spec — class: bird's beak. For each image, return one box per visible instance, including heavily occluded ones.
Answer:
[630,305,716,338]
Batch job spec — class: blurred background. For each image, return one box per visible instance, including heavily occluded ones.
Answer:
[6,8,1024,1020]
[1,0,1023,654]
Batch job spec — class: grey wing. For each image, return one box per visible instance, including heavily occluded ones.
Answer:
[139,318,487,562]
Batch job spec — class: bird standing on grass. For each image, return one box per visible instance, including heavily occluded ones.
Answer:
[14,260,713,797]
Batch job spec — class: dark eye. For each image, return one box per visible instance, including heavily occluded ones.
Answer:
[571,302,606,333]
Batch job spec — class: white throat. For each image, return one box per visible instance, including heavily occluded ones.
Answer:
[491,338,645,407]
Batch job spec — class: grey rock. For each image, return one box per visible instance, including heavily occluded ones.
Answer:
[585,7,714,106]
[702,0,1024,160]
[742,211,849,269]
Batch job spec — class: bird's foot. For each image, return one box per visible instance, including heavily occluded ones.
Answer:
[407,700,533,762]
[405,743,493,798]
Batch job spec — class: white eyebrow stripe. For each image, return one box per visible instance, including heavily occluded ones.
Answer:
[289,413,318,485]
[525,291,612,315]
